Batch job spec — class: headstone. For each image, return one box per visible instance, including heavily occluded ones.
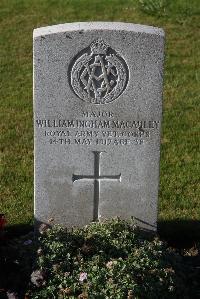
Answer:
[33,22,165,231]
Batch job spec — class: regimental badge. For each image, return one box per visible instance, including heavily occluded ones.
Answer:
[70,39,128,104]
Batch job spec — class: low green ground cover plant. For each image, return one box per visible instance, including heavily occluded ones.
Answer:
[29,218,189,299]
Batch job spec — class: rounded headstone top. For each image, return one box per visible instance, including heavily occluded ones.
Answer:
[33,22,165,38]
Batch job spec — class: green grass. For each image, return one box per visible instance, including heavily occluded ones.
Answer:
[0,0,199,234]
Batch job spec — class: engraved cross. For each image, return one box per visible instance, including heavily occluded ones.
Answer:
[72,151,121,221]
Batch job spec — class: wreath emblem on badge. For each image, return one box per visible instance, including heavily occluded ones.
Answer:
[70,39,128,104]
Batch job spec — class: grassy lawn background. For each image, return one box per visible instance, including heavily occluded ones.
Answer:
[0,0,199,239]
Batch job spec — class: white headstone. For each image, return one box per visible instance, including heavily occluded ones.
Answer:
[33,22,165,231]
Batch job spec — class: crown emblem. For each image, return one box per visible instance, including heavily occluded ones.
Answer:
[90,39,109,55]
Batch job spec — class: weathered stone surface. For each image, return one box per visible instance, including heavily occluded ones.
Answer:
[33,22,165,231]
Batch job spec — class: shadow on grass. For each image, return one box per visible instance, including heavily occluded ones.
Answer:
[0,224,34,299]
[5,223,34,239]
[3,219,200,247]
[158,219,200,248]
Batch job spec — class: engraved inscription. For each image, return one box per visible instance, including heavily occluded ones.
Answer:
[70,39,128,104]
[72,151,121,221]
[36,119,160,129]
[35,111,160,147]
[82,111,114,118]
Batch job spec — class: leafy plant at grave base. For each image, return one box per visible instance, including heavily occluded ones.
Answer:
[29,218,188,299]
